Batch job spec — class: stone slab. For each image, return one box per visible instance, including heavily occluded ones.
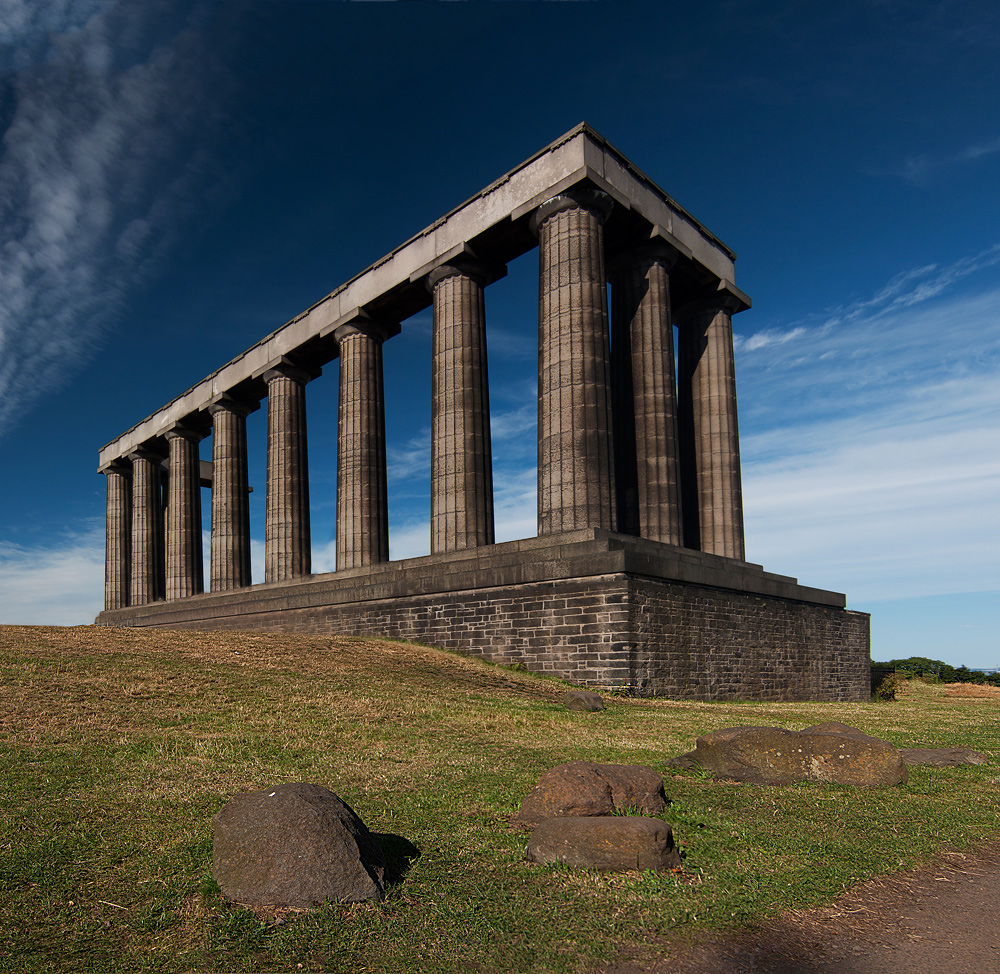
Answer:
[525,816,681,872]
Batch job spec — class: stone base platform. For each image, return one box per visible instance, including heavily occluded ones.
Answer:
[95,530,869,701]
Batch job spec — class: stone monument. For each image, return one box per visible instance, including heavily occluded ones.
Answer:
[96,123,869,701]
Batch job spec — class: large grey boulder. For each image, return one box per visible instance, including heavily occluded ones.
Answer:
[526,816,680,871]
[212,782,386,908]
[669,725,907,787]
[515,761,668,826]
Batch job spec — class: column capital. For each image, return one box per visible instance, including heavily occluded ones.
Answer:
[426,258,503,292]
[608,239,682,277]
[675,280,751,320]
[262,360,321,386]
[128,446,165,464]
[530,187,614,236]
[208,394,258,419]
[101,459,131,476]
[333,313,396,345]
[164,424,207,444]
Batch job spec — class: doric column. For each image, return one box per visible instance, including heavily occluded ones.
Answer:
[129,448,165,605]
[610,242,683,545]
[264,364,315,583]
[209,397,254,590]
[103,462,131,610]
[532,188,616,535]
[428,262,495,554]
[676,290,746,560]
[164,426,205,600]
[335,320,389,570]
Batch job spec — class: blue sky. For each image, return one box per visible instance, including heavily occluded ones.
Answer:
[0,0,997,667]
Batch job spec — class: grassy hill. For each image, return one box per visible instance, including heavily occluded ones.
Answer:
[2,625,999,973]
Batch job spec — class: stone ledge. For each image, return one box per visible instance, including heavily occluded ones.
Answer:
[97,529,846,629]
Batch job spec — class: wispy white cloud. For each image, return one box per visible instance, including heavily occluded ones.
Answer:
[490,399,535,442]
[893,135,1000,186]
[0,0,238,439]
[0,0,104,69]
[733,326,805,352]
[831,245,1000,322]
[0,523,103,624]
[738,251,1000,603]
[493,466,536,543]
[387,427,431,481]
[737,245,1000,372]
[743,385,1000,601]
[736,252,1000,447]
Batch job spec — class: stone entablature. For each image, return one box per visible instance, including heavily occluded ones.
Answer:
[98,123,747,470]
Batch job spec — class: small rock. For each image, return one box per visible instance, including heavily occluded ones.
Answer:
[526,816,681,871]
[515,761,667,826]
[668,725,907,787]
[213,782,386,909]
[900,747,990,767]
[564,690,605,712]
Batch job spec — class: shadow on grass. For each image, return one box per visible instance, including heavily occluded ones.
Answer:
[372,832,420,886]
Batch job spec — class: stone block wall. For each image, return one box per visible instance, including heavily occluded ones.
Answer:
[627,578,870,700]
[96,530,870,701]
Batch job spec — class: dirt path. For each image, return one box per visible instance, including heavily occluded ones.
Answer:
[603,843,1000,974]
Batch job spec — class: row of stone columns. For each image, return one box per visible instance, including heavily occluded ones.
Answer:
[104,187,745,611]
[533,188,744,561]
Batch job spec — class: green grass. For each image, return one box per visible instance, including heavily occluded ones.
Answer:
[2,625,999,972]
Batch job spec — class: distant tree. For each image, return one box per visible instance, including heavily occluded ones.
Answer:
[872,657,1000,686]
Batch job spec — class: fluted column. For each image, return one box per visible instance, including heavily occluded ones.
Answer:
[428,263,495,553]
[265,364,314,582]
[103,463,131,610]
[335,321,389,570]
[209,397,253,590]
[129,448,165,605]
[610,243,683,544]
[165,427,205,600]
[676,293,745,560]
[532,188,616,535]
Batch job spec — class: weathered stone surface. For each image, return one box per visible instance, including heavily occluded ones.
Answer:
[336,323,389,571]
[165,427,204,601]
[212,783,385,908]
[515,761,667,826]
[669,725,907,787]
[676,294,745,559]
[535,190,616,535]
[802,720,879,740]
[526,816,680,871]
[610,246,683,545]
[429,264,495,554]
[565,690,605,712]
[103,463,131,611]
[900,747,990,767]
[209,398,254,591]
[264,366,313,583]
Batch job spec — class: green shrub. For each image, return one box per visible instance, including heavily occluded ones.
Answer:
[873,672,907,701]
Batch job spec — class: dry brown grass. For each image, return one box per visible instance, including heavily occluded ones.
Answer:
[939,682,1000,699]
